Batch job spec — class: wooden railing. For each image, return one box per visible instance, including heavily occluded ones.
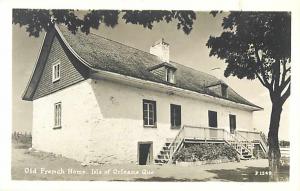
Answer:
[233,131,254,156]
[183,125,230,140]
[168,126,186,164]
[221,128,253,155]
[236,130,268,153]
[167,126,254,164]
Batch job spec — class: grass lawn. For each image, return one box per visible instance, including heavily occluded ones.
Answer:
[11,142,289,181]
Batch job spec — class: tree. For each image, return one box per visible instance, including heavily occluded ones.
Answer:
[206,12,291,181]
[12,9,196,37]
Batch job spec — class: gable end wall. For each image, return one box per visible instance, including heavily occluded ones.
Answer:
[33,34,89,100]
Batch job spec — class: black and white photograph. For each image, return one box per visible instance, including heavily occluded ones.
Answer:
[0,1,299,191]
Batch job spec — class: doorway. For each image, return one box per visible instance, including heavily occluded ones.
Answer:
[138,142,153,165]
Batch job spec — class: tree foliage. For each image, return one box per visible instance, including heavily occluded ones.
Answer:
[12,9,196,37]
[207,12,291,106]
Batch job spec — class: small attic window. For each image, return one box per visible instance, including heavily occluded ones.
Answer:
[52,61,61,82]
[166,67,175,83]
[221,83,228,98]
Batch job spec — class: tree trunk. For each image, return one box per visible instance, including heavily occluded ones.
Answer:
[268,102,282,181]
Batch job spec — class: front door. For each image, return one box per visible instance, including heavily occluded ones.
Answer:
[138,142,153,165]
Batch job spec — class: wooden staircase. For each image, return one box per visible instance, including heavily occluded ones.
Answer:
[236,130,268,154]
[154,126,266,165]
[154,142,172,165]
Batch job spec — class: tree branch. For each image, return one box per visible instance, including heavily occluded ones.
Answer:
[280,59,290,86]
[281,83,290,106]
[281,59,287,84]
[273,59,281,93]
[271,74,276,91]
[255,72,271,90]
[278,58,291,94]
[253,45,272,90]
[279,76,291,93]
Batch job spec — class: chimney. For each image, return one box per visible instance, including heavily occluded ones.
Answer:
[150,38,170,63]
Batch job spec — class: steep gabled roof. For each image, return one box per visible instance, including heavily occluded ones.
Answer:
[23,24,262,110]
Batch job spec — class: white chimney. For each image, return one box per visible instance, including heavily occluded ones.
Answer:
[150,38,170,63]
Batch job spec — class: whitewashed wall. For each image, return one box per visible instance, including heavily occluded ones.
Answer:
[32,79,98,162]
[32,78,254,164]
[88,78,254,164]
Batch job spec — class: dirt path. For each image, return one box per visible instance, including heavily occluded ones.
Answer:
[12,146,288,181]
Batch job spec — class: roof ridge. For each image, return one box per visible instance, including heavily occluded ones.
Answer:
[87,30,230,88]
[56,24,161,62]
[170,60,218,78]
[88,31,222,81]
[88,31,163,61]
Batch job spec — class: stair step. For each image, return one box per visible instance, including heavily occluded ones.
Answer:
[242,155,252,159]
[160,150,170,155]
[163,146,170,150]
[157,155,169,159]
[154,159,169,163]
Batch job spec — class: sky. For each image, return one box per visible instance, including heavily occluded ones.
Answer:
[12,11,289,140]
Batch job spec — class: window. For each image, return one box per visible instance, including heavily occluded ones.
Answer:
[52,62,61,82]
[143,100,157,127]
[166,67,175,83]
[54,102,62,128]
[221,84,228,97]
[229,114,236,134]
[170,104,181,129]
[208,110,218,128]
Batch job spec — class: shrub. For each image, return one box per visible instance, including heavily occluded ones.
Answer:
[173,143,238,162]
[253,146,267,159]
[12,131,32,148]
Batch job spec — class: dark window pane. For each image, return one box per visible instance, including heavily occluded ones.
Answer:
[149,104,153,111]
[229,114,236,134]
[153,101,157,124]
[171,104,181,128]
[208,110,218,128]
[176,106,181,126]
[221,84,228,97]
[149,118,154,125]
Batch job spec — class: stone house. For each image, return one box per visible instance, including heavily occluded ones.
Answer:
[22,24,267,165]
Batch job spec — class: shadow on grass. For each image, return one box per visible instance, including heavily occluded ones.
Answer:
[206,166,269,182]
[130,166,289,182]
[206,166,289,182]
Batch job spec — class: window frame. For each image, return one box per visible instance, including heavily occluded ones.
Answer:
[165,67,175,83]
[221,84,228,98]
[53,102,62,129]
[52,61,61,82]
[229,114,236,134]
[143,99,157,128]
[208,110,218,128]
[170,104,181,129]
